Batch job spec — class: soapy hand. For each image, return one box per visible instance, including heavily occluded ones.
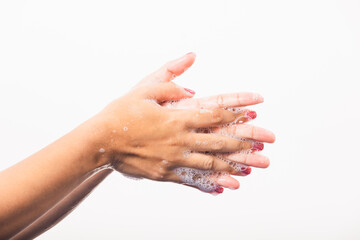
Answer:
[139,53,275,192]
[165,94,275,192]
[92,53,275,192]
[90,54,261,191]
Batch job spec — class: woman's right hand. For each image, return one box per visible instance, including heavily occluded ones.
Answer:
[88,56,257,191]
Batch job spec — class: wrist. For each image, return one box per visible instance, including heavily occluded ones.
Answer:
[74,116,114,171]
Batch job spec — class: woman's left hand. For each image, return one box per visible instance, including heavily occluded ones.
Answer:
[135,53,275,192]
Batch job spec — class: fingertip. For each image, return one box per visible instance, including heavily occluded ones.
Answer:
[167,53,196,76]
[254,153,270,168]
[265,159,270,168]
[264,129,276,143]
[231,180,240,190]
[255,93,264,103]
[270,132,276,143]
[186,52,196,58]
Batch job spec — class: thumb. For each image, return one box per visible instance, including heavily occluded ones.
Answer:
[143,82,196,103]
[137,52,196,87]
[165,52,196,78]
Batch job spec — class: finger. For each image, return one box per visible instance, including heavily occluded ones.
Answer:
[172,171,241,193]
[183,184,225,194]
[219,152,270,168]
[171,168,225,193]
[212,124,276,143]
[214,175,240,189]
[178,152,236,173]
[182,109,238,128]
[138,52,196,86]
[163,92,264,109]
[166,99,258,123]
[141,82,195,102]
[197,109,256,125]
[186,133,254,152]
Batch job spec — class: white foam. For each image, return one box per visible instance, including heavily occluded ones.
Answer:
[225,107,244,114]
[183,150,191,159]
[174,167,223,192]
[99,148,106,153]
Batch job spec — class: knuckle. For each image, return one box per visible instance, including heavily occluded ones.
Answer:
[230,125,237,136]
[250,126,256,139]
[243,154,249,165]
[202,156,215,170]
[216,95,224,108]
[237,140,245,150]
[211,109,223,123]
[169,133,186,147]
[236,93,241,105]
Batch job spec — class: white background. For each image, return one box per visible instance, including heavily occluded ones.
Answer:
[1,0,360,239]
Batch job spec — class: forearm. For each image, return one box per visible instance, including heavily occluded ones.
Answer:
[0,118,108,239]
[11,168,113,240]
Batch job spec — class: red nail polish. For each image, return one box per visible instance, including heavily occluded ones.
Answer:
[242,167,252,175]
[184,88,196,95]
[245,111,257,120]
[252,142,264,151]
[215,187,224,193]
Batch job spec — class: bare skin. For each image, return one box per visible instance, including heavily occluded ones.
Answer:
[11,169,113,240]
[11,94,275,240]
[3,53,275,239]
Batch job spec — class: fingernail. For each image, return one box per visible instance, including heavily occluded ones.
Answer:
[252,142,264,151]
[184,88,196,95]
[215,187,224,193]
[186,52,196,57]
[242,167,252,175]
[245,111,257,120]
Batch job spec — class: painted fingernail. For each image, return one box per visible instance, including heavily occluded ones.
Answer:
[242,167,252,175]
[252,142,264,151]
[245,111,257,120]
[184,88,196,95]
[215,187,224,193]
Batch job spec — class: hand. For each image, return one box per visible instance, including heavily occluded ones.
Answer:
[135,53,275,193]
[165,94,275,192]
[90,54,256,189]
